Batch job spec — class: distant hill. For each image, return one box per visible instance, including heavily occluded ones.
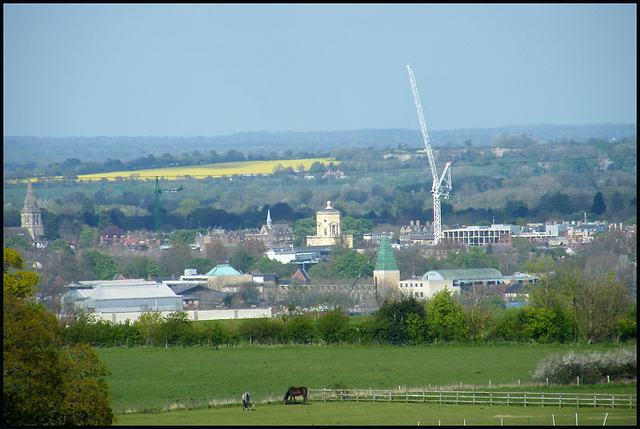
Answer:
[3,123,635,169]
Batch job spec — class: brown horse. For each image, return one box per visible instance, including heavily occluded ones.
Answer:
[283,386,308,405]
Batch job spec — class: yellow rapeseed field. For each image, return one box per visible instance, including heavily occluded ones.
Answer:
[74,158,335,182]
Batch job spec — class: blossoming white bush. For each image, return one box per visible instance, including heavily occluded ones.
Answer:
[532,348,637,385]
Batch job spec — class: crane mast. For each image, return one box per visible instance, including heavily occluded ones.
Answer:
[406,65,452,245]
[154,176,183,232]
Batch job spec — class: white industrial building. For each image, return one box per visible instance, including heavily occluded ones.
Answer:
[62,279,182,314]
[398,268,505,299]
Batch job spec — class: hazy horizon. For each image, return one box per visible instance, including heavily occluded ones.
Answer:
[3,4,636,138]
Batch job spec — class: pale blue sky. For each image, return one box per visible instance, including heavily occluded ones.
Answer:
[3,3,636,138]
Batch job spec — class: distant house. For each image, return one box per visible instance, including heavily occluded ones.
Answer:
[503,283,531,301]
[99,225,126,244]
[291,268,311,284]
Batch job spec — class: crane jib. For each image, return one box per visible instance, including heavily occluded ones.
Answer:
[406,65,453,244]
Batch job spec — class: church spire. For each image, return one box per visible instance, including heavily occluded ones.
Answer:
[21,182,44,241]
[266,209,272,229]
[24,182,38,210]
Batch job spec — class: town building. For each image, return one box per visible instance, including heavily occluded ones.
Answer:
[204,264,253,291]
[399,220,434,246]
[306,201,353,248]
[442,224,520,246]
[398,268,507,299]
[244,209,294,245]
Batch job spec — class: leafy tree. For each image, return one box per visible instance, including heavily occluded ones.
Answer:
[3,248,114,425]
[78,227,99,249]
[229,248,255,273]
[188,257,214,275]
[205,238,229,264]
[307,261,334,279]
[171,229,197,245]
[576,272,634,343]
[309,161,325,175]
[82,249,119,280]
[591,191,606,216]
[424,289,468,343]
[134,310,165,346]
[374,295,426,345]
[3,206,21,227]
[293,217,316,245]
[159,242,193,277]
[3,235,31,251]
[333,251,373,278]
[316,307,352,343]
[286,315,316,344]
[49,238,69,251]
[159,311,195,346]
[123,256,160,279]
[176,198,201,219]
[4,247,39,298]
[525,256,562,310]
[97,209,112,230]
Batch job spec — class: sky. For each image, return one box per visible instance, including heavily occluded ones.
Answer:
[3,3,637,138]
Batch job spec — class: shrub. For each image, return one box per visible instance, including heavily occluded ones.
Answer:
[286,315,317,344]
[316,307,353,344]
[532,348,637,385]
[240,317,286,344]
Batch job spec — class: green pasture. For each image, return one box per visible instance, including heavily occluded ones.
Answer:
[96,343,635,415]
[114,401,636,426]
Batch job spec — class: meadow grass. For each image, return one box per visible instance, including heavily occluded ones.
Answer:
[113,401,637,426]
[96,343,635,415]
[74,158,335,182]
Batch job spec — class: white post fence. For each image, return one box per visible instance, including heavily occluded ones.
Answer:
[309,388,636,409]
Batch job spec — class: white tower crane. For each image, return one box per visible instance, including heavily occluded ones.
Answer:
[406,65,452,245]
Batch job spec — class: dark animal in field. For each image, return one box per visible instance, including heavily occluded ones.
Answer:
[242,392,252,411]
[283,386,308,405]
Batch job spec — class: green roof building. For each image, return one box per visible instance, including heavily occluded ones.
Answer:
[373,237,400,300]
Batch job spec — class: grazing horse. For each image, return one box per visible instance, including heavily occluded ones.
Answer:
[242,392,252,411]
[283,386,308,405]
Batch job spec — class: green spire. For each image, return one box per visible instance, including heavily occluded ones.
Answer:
[375,237,399,271]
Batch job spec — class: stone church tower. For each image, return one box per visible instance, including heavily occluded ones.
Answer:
[373,237,400,299]
[21,182,44,241]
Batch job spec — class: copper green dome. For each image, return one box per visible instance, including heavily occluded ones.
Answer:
[374,237,399,271]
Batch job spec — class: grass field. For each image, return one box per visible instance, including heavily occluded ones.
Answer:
[73,158,335,182]
[114,401,637,426]
[96,343,636,417]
